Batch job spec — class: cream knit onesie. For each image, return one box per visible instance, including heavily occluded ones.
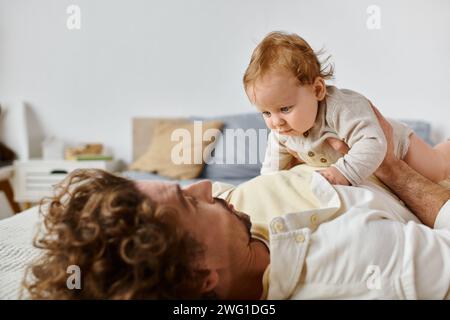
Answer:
[261,86,413,185]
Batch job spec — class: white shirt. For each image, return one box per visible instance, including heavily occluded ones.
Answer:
[435,200,450,230]
[266,172,450,299]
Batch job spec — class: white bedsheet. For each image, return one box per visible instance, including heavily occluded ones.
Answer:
[0,206,42,299]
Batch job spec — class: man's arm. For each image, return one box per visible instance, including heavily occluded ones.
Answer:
[372,106,450,228]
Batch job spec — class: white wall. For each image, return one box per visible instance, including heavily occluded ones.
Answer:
[1,0,449,164]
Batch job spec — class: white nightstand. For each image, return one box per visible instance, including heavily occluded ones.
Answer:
[0,165,20,214]
[12,159,121,205]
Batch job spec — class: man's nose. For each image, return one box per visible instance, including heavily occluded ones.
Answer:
[183,180,214,203]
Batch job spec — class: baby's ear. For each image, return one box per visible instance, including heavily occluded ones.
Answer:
[313,77,327,101]
[245,85,257,105]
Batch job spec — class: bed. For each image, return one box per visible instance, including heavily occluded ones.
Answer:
[0,206,41,299]
[0,113,443,299]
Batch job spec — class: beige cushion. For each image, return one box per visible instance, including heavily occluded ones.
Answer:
[130,120,223,179]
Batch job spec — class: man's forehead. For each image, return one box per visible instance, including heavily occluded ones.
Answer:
[135,181,180,202]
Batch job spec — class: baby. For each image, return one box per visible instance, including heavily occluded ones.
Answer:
[243,31,450,186]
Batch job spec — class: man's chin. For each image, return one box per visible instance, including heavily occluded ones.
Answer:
[236,211,252,235]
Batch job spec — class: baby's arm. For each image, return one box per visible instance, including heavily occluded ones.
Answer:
[319,166,351,185]
[261,131,296,175]
[328,98,387,185]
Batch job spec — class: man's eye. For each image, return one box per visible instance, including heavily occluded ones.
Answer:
[280,106,292,113]
[187,196,198,208]
[262,111,271,117]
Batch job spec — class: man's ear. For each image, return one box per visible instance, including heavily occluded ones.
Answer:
[201,270,219,294]
[313,77,327,101]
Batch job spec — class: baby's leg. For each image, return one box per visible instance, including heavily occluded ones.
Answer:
[404,134,450,182]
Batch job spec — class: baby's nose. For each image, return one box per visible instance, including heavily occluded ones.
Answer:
[271,115,286,127]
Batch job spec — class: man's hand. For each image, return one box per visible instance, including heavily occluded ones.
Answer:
[286,148,305,169]
[370,104,401,179]
[319,167,350,185]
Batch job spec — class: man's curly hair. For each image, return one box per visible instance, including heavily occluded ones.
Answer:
[24,169,214,299]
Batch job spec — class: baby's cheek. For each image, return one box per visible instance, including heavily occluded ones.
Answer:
[264,118,274,129]
[290,111,313,132]
[290,117,302,129]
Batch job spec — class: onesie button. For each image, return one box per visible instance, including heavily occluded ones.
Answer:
[308,151,315,157]
[320,158,327,163]
[295,234,305,243]
[310,214,319,225]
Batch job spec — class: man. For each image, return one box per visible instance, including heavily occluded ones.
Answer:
[25,109,450,299]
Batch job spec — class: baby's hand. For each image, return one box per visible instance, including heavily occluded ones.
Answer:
[319,167,350,185]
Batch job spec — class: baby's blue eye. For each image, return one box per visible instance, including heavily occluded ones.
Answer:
[280,106,292,114]
[262,111,271,117]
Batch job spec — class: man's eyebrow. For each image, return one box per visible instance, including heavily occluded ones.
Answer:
[175,185,189,209]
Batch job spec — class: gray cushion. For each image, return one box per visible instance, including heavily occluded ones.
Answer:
[126,113,434,184]
[190,113,269,180]
[121,170,248,186]
[191,114,434,179]
[398,119,433,145]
